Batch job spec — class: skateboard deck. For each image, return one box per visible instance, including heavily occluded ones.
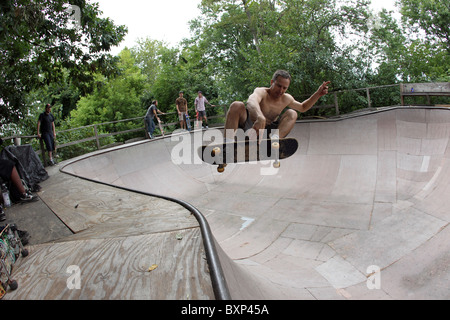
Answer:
[53,139,58,164]
[194,113,202,130]
[158,119,165,137]
[185,113,191,131]
[200,137,298,172]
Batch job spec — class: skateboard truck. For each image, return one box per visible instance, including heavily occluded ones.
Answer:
[271,141,281,168]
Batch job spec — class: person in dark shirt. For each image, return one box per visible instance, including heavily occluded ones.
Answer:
[37,104,56,165]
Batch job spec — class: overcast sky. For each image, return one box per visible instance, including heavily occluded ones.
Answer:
[94,0,202,55]
[93,0,398,56]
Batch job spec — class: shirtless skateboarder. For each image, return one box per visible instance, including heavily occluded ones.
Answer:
[224,70,330,142]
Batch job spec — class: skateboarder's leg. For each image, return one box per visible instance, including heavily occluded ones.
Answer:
[10,166,26,196]
[277,109,297,138]
[224,101,248,140]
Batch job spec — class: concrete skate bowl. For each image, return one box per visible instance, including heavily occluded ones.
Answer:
[61,107,450,300]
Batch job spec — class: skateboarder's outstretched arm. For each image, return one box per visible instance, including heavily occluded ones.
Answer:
[288,81,331,113]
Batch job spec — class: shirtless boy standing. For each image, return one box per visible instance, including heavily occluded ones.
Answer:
[224,70,330,141]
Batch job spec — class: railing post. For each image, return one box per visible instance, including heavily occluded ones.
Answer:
[334,92,339,116]
[366,88,372,108]
[400,83,405,105]
[94,124,100,150]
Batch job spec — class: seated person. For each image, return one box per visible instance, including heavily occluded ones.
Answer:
[0,159,35,204]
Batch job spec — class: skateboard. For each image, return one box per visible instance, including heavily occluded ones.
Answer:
[194,112,202,130]
[200,137,298,173]
[185,113,191,131]
[53,139,58,164]
[158,119,165,137]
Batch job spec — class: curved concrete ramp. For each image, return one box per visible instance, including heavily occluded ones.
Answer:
[62,107,450,299]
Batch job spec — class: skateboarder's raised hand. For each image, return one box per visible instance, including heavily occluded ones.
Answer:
[317,81,331,97]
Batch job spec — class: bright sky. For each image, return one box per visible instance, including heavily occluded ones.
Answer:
[94,0,202,55]
[372,0,397,11]
[93,0,398,56]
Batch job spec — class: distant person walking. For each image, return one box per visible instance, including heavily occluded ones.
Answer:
[37,104,56,165]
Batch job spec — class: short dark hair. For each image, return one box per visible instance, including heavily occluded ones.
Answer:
[272,70,291,82]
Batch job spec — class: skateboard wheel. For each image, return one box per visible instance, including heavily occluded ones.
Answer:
[217,167,225,173]
[272,142,280,149]
[212,147,221,156]
[22,249,29,257]
[273,161,280,168]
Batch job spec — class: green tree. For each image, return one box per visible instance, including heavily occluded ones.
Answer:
[368,9,408,83]
[148,47,186,114]
[131,37,166,86]
[69,49,147,128]
[58,49,148,158]
[399,0,449,81]
[369,1,449,83]
[399,0,449,46]
[0,0,127,126]
[189,0,372,104]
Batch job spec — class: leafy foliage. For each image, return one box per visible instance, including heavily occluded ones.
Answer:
[2,0,449,158]
[0,0,127,126]
[69,49,147,128]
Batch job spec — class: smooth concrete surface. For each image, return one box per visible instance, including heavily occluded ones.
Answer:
[57,107,450,299]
